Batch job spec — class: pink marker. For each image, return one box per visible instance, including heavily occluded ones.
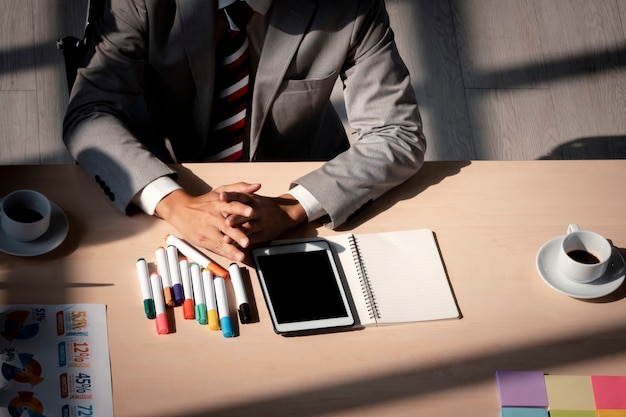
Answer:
[150,272,169,335]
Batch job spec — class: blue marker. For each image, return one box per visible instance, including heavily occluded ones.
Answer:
[214,276,234,337]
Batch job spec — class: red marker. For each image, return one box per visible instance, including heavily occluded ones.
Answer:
[179,258,195,320]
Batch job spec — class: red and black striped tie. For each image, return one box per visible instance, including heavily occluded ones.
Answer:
[207,2,254,161]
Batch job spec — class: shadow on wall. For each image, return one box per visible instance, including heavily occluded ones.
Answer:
[540,135,626,160]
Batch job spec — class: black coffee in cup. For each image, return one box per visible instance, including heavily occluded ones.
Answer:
[6,208,44,223]
[567,249,600,264]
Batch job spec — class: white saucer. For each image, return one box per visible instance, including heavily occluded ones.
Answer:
[536,236,626,299]
[0,201,69,257]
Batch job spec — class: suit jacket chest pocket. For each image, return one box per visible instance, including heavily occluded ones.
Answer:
[263,72,340,160]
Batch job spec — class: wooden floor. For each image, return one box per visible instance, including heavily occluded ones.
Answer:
[1,0,626,165]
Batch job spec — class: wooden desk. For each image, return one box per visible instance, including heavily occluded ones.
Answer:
[1,161,625,417]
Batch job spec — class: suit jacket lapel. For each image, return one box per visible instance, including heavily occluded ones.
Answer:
[176,0,216,141]
[249,0,316,158]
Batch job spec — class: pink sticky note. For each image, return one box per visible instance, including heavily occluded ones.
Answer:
[591,376,626,409]
[496,370,549,408]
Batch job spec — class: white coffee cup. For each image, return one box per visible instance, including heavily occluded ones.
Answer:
[557,224,612,283]
[0,189,52,242]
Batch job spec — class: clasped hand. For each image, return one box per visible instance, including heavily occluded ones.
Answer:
[155,182,307,263]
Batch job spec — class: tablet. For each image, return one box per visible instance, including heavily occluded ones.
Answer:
[252,239,355,335]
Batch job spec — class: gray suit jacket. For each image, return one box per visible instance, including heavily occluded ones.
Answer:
[63,0,426,228]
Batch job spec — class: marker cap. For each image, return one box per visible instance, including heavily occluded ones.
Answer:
[172,284,184,305]
[208,310,220,331]
[207,263,229,279]
[143,299,156,320]
[155,314,169,334]
[238,303,252,324]
[163,286,175,307]
[220,317,234,338]
[195,304,208,325]
[182,299,195,320]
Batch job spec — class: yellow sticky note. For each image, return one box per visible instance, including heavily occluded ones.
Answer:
[545,375,596,410]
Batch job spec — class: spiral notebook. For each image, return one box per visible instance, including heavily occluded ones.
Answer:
[325,229,461,326]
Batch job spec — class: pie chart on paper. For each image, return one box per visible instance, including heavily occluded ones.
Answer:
[0,311,40,342]
[1,353,44,388]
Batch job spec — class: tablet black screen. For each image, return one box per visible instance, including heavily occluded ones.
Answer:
[256,250,349,324]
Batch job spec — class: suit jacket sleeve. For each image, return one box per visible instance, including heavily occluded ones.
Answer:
[292,0,426,229]
[62,0,176,213]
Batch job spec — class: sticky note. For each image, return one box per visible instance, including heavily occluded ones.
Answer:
[545,375,596,410]
[591,376,626,409]
[550,411,598,417]
[500,407,549,417]
[496,371,549,408]
[597,411,626,417]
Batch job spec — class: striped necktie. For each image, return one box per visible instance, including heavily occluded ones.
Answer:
[207,2,254,161]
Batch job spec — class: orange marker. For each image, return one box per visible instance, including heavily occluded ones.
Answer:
[155,246,175,307]
[165,234,229,278]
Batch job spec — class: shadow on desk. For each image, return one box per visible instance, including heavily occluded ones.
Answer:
[337,161,471,230]
[586,245,626,303]
[540,135,626,160]
[162,322,626,417]
[0,156,160,303]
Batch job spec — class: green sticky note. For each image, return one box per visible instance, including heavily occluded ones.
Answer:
[545,375,596,410]
[550,411,598,417]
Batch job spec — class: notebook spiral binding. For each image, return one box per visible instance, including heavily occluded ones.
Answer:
[348,235,380,320]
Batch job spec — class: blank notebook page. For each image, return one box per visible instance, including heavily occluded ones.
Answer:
[354,229,458,323]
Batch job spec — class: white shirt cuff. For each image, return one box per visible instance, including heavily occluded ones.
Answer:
[287,185,327,222]
[133,176,182,215]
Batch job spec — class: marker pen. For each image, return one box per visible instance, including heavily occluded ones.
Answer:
[166,245,184,305]
[229,263,251,324]
[179,258,195,319]
[135,258,155,319]
[214,276,234,338]
[190,263,208,325]
[165,234,229,278]
[202,268,220,331]
[155,246,175,307]
[149,272,169,334]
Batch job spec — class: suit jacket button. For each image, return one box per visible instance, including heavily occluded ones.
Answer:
[94,175,115,201]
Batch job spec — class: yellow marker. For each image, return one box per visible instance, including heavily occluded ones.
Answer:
[202,269,220,331]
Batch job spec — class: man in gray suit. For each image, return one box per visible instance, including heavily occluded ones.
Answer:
[63,0,426,262]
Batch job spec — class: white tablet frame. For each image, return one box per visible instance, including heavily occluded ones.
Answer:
[252,239,355,335]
